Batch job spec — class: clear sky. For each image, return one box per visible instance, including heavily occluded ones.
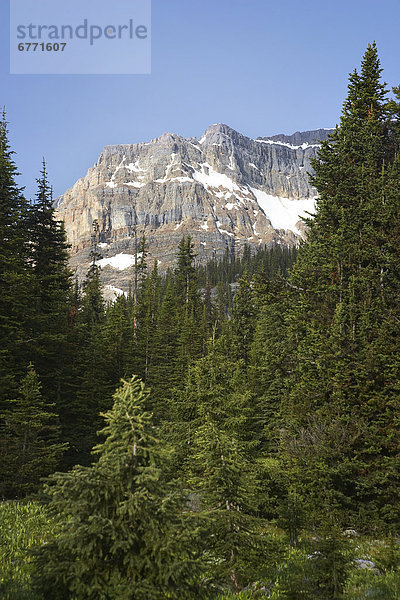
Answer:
[1,0,400,199]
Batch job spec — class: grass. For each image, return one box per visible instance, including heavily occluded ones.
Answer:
[0,500,56,600]
[2,500,400,599]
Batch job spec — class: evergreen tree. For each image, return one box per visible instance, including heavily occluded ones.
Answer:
[175,236,206,377]
[131,234,149,336]
[230,271,256,365]
[0,364,66,498]
[132,258,162,384]
[274,43,400,528]
[189,414,267,592]
[172,335,255,461]
[26,160,73,409]
[67,221,110,465]
[33,376,206,600]
[0,112,30,406]
[80,220,105,327]
[175,235,198,306]
[146,277,180,419]
[310,523,352,600]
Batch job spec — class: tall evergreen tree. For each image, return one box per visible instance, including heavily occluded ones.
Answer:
[0,364,66,498]
[33,376,206,600]
[146,278,180,419]
[175,235,198,306]
[273,43,400,528]
[0,112,30,406]
[67,221,110,465]
[175,236,205,376]
[189,414,267,592]
[230,272,256,365]
[26,160,73,407]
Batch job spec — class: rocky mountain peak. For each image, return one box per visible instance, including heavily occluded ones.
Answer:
[257,128,333,148]
[55,124,331,294]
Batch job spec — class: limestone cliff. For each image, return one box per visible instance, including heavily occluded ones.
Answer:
[55,124,332,291]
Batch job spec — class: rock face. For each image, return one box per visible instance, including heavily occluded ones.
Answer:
[55,124,332,291]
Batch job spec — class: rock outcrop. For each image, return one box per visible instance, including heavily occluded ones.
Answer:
[55,124,332,291]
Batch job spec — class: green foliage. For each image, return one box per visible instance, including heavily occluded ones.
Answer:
[3,42,400,599]
[175,235,199,306]
[310,523,352,599]
[33,376,206,600]
[369,537,400,574]
[187,396,274,590]
[0,501,56,600]
[267,43,400,529]
[345,569,400,600]
[270,547,315,600]
[0,112,31,407]
[0,365,67,498]
[277,488,306,548]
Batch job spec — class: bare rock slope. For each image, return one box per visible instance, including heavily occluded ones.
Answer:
[55,124,332,291]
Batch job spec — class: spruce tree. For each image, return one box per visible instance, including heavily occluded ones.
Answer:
[146,277,180,419]
[0,112,30,407]
[189,414,267,592]
[175,236,205,378]
[230,272,256,365]
[175,235,198,306]
[0,364,66,498]
[274,43,400,528]
[27,160,73,410]
[33,376,205,600]
[67,221,110,465]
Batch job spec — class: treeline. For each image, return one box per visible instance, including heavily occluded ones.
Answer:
[2,43,400,598]
[0,118,296,484]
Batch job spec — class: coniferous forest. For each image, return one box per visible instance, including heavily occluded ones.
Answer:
[2,43,400,599]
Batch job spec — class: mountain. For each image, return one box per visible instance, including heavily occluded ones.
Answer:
[55,124,333,292]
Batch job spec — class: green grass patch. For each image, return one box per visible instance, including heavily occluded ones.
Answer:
[0,500,56,600]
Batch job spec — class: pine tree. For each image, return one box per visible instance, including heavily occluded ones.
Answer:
[132,258,162,384]
[230,271,256,365]
[275,43,400,528]
[0,364,66,498]
[172,335,255,461]
[0,112,30,407]
[26,160,73,410]
[175,236,206,377]
[189,414,266,592]
[249,276,291,452]
[33,376,206,600]
[80,220,105,327]
[310,522,352,600]
[146,278,180,419]
[175,235,198,306]
[66,221,110,465]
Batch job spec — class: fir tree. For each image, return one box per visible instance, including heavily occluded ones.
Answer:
[175,235,198,306]
[274,43,400,528]
[230,271,256,365]
[0,112,30,406]
[0,364,66,498]
[33,376,206,600]
[189,414,266,592]
[132,258,162,384]
[146,278,180,419]
[66,221,110,465]
[26,160,73,410]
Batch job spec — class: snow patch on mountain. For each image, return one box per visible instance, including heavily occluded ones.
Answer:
[256,139,320,151]
[250,187,317,234]
[104,284,127,297]
[98,253,142,271]
[192,163,241,192]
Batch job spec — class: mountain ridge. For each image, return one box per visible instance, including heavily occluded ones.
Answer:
[55,124,333,292]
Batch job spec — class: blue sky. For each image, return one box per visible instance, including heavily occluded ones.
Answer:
[1,0,400,199]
